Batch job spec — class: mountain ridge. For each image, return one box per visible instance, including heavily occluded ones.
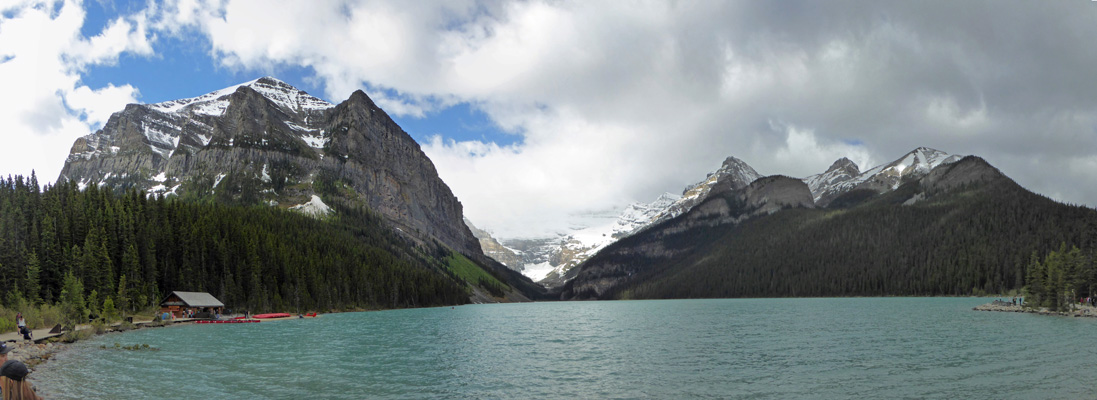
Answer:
[558,153,1097,300]
[477,147,969,290]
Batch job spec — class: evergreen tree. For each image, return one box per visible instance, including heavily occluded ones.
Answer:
[86,290,100,321]
[24,252,41,304]
[59,272,86,327]
[101,297,118,323]
[1024,251,1045,306]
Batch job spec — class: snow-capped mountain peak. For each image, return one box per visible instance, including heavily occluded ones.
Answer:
[713,156,763,188]
[876,147,951,178]
[804,147,965,206]
[804,157,861,204]
[827,157,860,174]
[645,155,762,226]
[65,77,342,196]
[859,147,961,187]
[611,192,681,238]
[147,76,333,117]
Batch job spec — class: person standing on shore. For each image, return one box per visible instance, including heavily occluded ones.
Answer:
[0,360,43,400]
[14,315,29,342]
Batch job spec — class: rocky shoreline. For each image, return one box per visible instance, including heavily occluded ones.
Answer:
[974,300,1097,317]
[8,319,186,380]
[6,340,67,370]
[13,312,328,375]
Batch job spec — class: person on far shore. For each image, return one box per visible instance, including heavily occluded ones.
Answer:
[0,360,43,400]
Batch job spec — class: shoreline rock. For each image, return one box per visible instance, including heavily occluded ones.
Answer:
[9,319,182,376]
[974,301,1097,317]
[15,312,332,373]
[7,340,66,369]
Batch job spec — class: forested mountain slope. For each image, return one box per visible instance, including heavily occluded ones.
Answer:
[560,157,1097,300]
[0,174,542,314]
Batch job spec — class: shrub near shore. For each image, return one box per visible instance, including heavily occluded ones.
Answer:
[0,296,64,334]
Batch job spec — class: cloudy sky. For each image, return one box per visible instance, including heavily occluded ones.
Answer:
[2,0,1096,238]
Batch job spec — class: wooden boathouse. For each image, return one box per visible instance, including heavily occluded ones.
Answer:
[159,291,225,318]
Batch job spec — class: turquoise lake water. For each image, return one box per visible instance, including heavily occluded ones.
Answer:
[33,298,1097,399]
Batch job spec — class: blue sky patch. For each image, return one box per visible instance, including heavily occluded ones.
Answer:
[77,21,514,149]
[393,102,519,147]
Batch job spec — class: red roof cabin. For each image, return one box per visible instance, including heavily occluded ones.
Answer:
[159,291,225,319]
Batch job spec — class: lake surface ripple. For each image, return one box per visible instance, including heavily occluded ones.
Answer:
[34,298,1097,399]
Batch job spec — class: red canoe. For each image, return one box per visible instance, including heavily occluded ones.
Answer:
[252,313,292,319]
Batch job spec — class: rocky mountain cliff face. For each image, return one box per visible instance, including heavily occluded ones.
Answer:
[465,218,522,268]
[60,77,481,257]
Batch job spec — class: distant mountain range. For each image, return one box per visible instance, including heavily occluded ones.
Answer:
[556,150,1097,300]
[474,146,980,290]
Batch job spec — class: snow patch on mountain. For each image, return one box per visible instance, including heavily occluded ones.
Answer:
[248,78,335,112]
[213,173,227,188]
[147,80,256,115]
[290,195,332,217]
[522,262,557,282]
[140,120,182,159]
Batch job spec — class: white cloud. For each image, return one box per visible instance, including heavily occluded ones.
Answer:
[65,83,140,126]
[139,1,1097,237]
[0,0,153,184]
[772,123,875,178]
